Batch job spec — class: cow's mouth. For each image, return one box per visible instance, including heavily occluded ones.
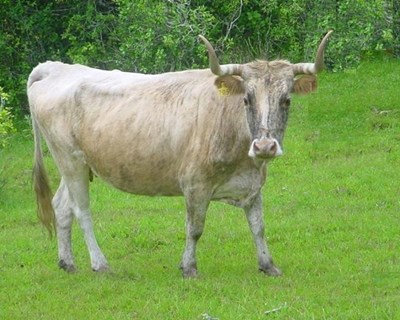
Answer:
[248,138,283,159]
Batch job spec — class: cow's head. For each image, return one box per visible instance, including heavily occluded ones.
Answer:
[200,31,332,160]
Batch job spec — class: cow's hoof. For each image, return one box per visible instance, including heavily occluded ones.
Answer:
[260,265,282,277]
[58,260,76,273]
[183,269,199,278]
[92,264,110,273]
[180,264,199,278]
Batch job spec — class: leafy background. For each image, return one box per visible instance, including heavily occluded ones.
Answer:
[0,0,399,118]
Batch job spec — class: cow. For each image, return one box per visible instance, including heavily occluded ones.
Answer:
[28,31,332,277]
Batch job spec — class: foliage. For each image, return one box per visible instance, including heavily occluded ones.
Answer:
[0,0,398,116]
[61,1,118,68]
[1,1,67,113]
[302,0,395,70]
[112,0,218,72]
[1,61,400,319]
[0,87,16,148]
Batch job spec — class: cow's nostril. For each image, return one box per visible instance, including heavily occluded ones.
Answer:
[270,141,277,153]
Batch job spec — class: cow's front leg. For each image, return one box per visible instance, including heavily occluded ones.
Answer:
[181,187,210,278]
[244,192,281,276]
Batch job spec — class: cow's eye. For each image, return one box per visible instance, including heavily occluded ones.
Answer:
[243,96,249,106]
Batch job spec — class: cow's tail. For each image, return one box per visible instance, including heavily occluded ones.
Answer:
[31,113,56,238]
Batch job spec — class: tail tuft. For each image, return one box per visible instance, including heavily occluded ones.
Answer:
[31,117,56,238]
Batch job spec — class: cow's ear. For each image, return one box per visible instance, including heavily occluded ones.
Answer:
[293,75,317,95]
[214,76,245,96]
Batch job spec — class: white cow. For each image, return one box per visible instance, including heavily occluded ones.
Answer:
[28,31,332,277]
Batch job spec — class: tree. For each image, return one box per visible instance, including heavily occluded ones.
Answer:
[393,0,400,56]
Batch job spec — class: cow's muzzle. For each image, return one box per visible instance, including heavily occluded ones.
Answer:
[248,138,283,159]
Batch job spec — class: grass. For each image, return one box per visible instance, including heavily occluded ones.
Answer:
[1,59,400,319]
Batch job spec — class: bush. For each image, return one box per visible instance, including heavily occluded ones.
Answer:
[0,0,398,117]
[113,0,219,73]
[227,0,395,70]
[0,87,16,148]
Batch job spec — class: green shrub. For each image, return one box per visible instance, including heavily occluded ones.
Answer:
[0,0,398,118]
[113,0,218,73]
[0,87,16,148]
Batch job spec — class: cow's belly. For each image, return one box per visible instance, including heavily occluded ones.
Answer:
[86,154,183,196]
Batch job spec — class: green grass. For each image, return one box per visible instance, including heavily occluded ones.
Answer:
[1,59,400,319]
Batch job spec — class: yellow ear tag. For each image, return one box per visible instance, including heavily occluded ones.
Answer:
[218,82,229,96]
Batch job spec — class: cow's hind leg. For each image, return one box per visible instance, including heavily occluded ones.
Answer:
[53,179,75,272]
[244,192,281,276]
[64,166,109,272]
[52,152,109,272]
[181,187,210,278]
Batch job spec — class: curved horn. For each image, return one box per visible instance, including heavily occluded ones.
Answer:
[198,35,243,76]
[292,30,333,75]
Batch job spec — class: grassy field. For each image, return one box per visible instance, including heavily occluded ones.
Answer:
[1,59,399,319]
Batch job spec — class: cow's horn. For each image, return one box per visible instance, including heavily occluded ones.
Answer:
[292,30,333,75]
[199,35,243,76]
